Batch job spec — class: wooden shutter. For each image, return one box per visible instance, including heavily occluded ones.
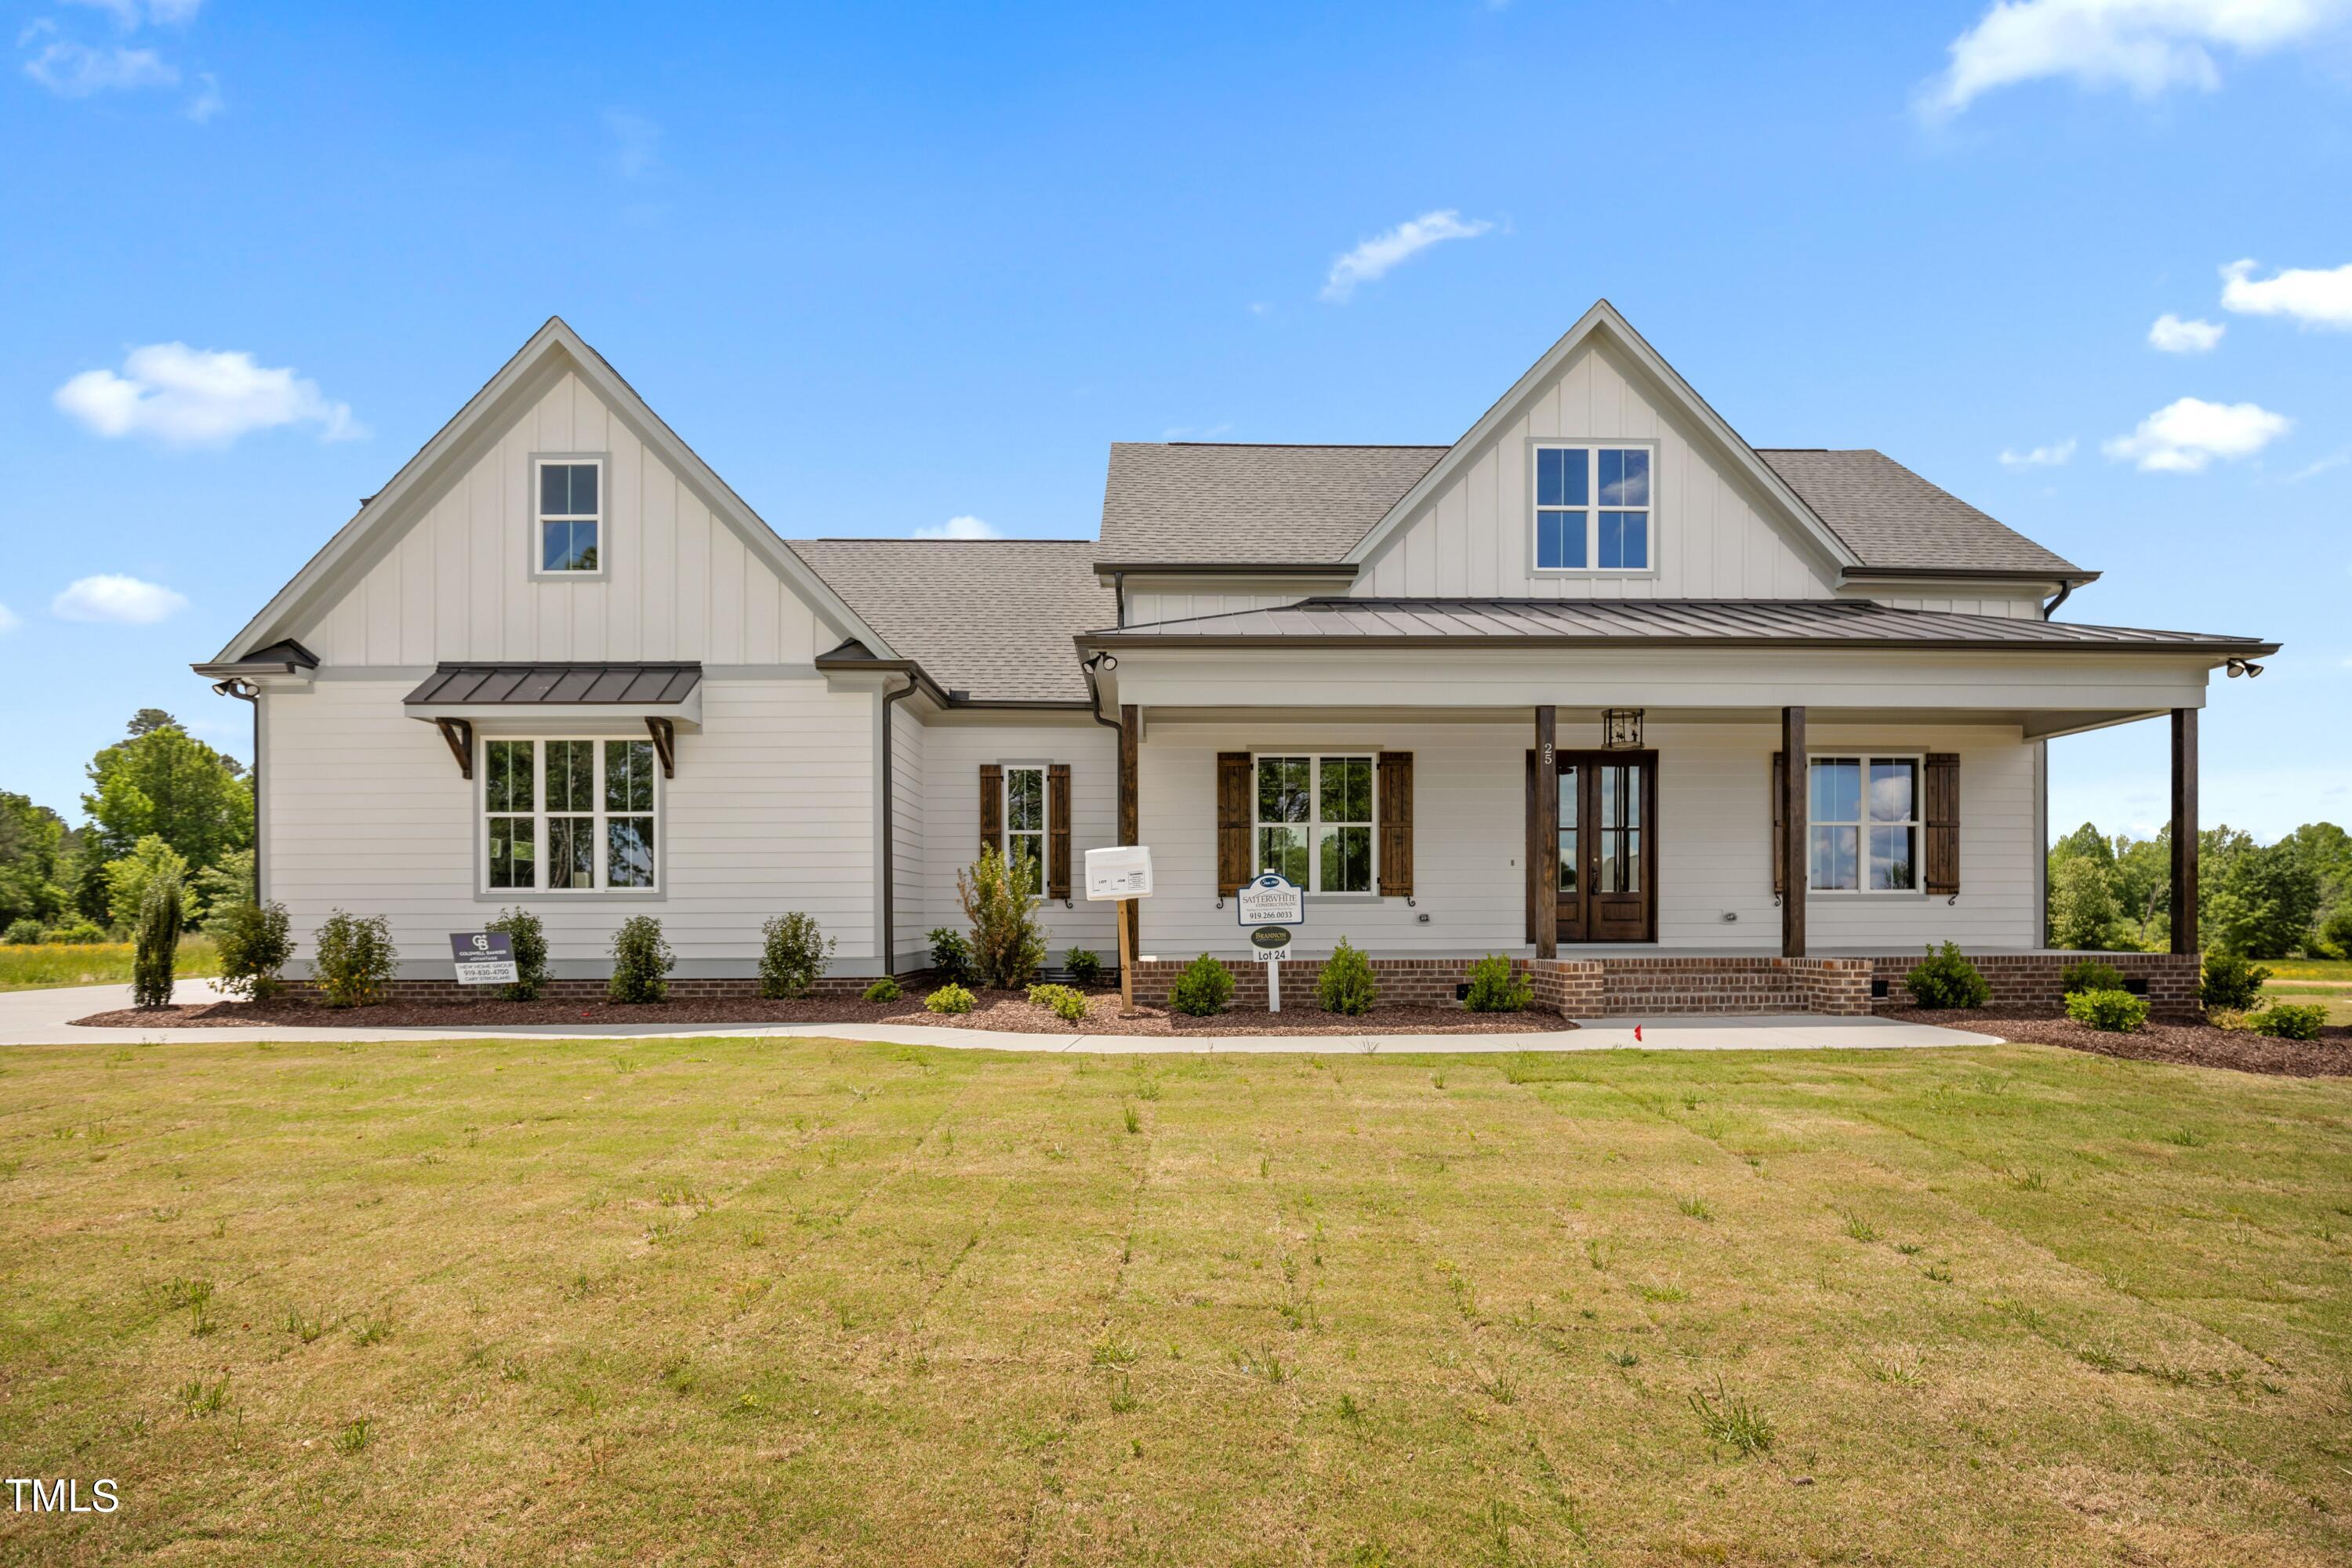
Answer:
[1216,752,1252,896]
[1924,752,1961,896]
[1376,752,1414,897]
[1047,764,1073,902]
[978,763,1002,861]
[1770,751,1786,895]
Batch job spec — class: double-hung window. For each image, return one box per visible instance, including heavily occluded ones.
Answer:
[483,738,659,892]
[1003,764,1046,896]
[1808,756,1918,893]
[537,459,602,574]
[1534,445,1652,572]
[1254,754,1374,893]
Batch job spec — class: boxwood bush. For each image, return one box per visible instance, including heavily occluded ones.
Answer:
[2064,988,2149,1033]
[2249,1004,2326,1040]
[1904,942,1990,1010]
[485,907,548,1001]
[925,982,976,1015]
[1169,953,1233,1017]
[758,912,833,999]
[2201,952,2270,1013]
[1462,953,1530,1013]
[862,976,903,1004]
[2059,959,2125,996]
[1317,938,1378,1017]
[608,915,673,1004]
[1026,982,1089,1022]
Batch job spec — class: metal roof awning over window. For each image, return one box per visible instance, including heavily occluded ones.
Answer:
[403,662,702,779]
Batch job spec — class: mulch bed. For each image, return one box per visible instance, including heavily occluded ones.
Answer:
[71,985,1575,1037]
[1882,1007,2351,1078]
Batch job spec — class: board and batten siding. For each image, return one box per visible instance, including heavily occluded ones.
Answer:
[292,370,838,666]
[1857,593,2047,620]
[890,699,927,970]
[1356,338,1833,603]
[1126,718,2038,960]
[920,722,1120,960]
[1125,589,1328,627]
[263,675,880,978]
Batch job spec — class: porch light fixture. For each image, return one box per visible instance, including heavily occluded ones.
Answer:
[2225,658,2263,678]
[1602,708,1645,750]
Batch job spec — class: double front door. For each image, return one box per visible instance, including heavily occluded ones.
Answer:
[1537,750,1657,943]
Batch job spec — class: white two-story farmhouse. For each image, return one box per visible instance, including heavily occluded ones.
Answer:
[197,303,2274,1014]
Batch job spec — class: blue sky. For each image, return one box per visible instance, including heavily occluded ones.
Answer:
[3,0,2347,841]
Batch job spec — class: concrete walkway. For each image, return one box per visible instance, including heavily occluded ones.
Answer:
[1,979,2005,1053]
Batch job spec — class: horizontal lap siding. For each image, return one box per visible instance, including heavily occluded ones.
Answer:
[264,677,876,978]
[920,723,1120,959]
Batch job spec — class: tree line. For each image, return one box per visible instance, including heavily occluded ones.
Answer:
[2048,820,2352,959]
[0,709,253,943]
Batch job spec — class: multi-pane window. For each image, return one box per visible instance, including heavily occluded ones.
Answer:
[1254,755,1374,894]
[1809,756,1918,893]
[1004,765,1046,896]
[538,460,601,573]
[1534,445,1651,572]
[1556,761,1644,895]
[481,738,659,892]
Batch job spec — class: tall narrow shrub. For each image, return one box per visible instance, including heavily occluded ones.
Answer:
[211,898,292,1000]
[1316,938,1379,1017]
[314,911,397,1008]
[130,869,183,1009]
[957,844,1046,989]
[608,915,673,1003]
[485,907,549,1000]
[759,912,834,998]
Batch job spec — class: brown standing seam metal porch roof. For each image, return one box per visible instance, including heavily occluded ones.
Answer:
[1073,598,2278,655]
[402,662,704,706]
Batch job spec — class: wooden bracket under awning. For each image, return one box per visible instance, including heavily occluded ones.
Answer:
[435,717,474,779]
[644,716,677,779]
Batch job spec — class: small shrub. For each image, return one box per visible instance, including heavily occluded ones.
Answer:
[485,906,549,1000]
[1026,982,1088,1022]
[2201,951,2270,1013]
[928,927,975,986]
[211,899,292,1001]
[42,920,105,945]
[2249,1004,2326,1041]
[757,912,834,999]
[1063,946,1104,985]
[130,871,185,1009]
[314,910,396,1008]
[925,982,976,1015]
[1461,953,1530,1014]
[957,845,1047,989]
[1169,953,1234,1017]
[608,916,673,1003]
[2064,989,2150,1033]
[2312,907,2352,961]
[1904,942,1990,1010]
[862,976,903,1004]
[1317,938,1378,1017]
[3,917,42,946]
[2060,959,2125,996]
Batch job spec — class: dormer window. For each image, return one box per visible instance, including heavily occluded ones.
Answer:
[1533,444,1653,572]
[537,459,602,574]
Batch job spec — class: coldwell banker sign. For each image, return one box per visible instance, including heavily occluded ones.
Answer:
[448,931,519,986]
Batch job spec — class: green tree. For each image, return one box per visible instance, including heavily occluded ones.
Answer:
[82,713,252,872]
[0,791,67,930]
[2108,829,2170,949]
[2199,826,2321,959]
[106,836,194,928]
[2048,856,2121,950]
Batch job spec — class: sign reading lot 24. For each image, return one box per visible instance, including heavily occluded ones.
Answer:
[1235,872,1305,927]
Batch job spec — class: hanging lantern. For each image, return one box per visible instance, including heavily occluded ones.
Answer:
[1602,708,1645,750]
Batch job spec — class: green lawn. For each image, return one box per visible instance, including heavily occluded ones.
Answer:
[0,938,219,993]
[3,1035,2348,1565]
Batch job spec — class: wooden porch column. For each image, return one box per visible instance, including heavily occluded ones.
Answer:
[1119,702,1141,960]
[2170,707,2198,956]
[1534,705,1558,960]
[1781,705,1807,958]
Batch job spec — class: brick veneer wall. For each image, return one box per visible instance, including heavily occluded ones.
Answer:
[1592,956,1875,1017]
[283,975,877,1005]
[1868,950,2202,1022]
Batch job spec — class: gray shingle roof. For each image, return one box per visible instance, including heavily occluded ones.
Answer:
[1094,442,2087,578]
[1078,597,2270,653]
[789,539,1114,703]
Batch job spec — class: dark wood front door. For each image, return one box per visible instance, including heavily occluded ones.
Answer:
[1554,750,1657,943]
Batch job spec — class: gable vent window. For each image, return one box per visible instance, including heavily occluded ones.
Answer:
[537,459,602,574]
[1533,445,1651,572]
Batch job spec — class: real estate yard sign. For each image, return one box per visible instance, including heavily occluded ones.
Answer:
[1237,873,1305,1011]
[448,931,518,986]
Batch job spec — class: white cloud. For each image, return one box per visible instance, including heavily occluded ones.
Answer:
[605,109,660,178]
[2102,396,2292,471]
[2147,313,2224,351]
[913,515,1001,540]
[2220,257,2352,328]
[0,602,19,633]
[1918,0,2349,117]
[1321,209,1495,302]
[23,38,176,95]
[2283,450,2349,481]
[52,574,189,625]
[54,343,363,447]
[64,0,203,25]
[1999,436,2078,467]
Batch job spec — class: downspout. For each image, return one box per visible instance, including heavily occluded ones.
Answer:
[1113,572,1127,630]
[211,677,262,902]
[1081,652,1122,732]
[877,674,921,976]
[2041,580,2075,621]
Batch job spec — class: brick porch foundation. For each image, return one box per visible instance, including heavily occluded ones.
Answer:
[1867,950,2202,1022]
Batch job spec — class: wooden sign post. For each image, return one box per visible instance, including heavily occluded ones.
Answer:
[1085,845,1155,1016]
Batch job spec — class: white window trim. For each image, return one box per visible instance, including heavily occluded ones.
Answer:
[1250,751,1380,896]
[479,735,662,897]
[1526,438,1661,578]
[1805,751,1925,898]
[1000,760,1051,897]
[530,453,609,581]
